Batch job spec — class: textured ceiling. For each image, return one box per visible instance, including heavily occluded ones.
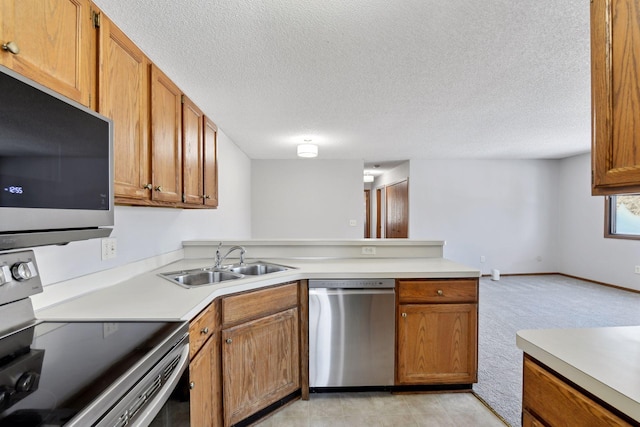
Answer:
[93,0,591,161]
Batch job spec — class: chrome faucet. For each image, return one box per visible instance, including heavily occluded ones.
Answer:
[214,242,246,268]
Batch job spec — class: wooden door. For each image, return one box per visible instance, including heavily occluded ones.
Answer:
[222,308,300,426]
[0,0,93,106]
[98,16,150,202]
[203,117,219,207]
[397,303,477,384]
[182,96,204,205]
[385,180,409,238]
[190,336,219,427]
[376,188,382,238]
[150,64,182,203]
[364,189,371,238]
[591,0,640,195]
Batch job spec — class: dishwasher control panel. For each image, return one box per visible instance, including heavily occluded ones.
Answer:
[308,279,395,289]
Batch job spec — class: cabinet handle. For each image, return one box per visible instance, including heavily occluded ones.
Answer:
[200,327,209,334]
[142,183,152,190]
[1,41,19,55]
[226,338,232,344]
[189,381,195,390]
[154,186,163,192]
[437,289,444,296]
[401,312,407,318]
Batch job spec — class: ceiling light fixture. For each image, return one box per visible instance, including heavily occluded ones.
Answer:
[363,173,374,183]
[297,140,318,158]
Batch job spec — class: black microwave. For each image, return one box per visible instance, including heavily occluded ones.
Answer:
[0,65,113,250]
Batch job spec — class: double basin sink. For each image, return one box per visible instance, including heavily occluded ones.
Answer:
[159,261,294,288]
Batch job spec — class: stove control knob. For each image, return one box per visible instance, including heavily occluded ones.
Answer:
[11,262,38,282]
[0,386,12,406]
[16,371,39,392]
[0,265,11,286]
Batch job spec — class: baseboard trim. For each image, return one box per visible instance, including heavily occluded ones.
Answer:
[481,272,640,295]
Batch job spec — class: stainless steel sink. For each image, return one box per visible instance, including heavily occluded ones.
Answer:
[225,261,292,275]
[159,269,243,288]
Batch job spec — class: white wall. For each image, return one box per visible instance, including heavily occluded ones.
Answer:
[558,153,640,290]
[33,130,252,286]
[251,159,364,238]
[409,159,560,275]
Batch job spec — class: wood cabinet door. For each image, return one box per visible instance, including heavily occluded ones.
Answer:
[182,96,204,205]
[397,303,477,385]
[150,64,182,203]
[98,15,150,202]
[190,336,222,427]
[222,308,300,427]
[591,0,640,195]
[203,117,219,207]
[0,0,93,106]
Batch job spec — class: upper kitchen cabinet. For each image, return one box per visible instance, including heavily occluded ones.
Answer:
[591,0,640,195]
[0,0,94,107]
[182,96,204,205]
[97,14,151,203]
[203,117,219,208]
[150,64,183,204]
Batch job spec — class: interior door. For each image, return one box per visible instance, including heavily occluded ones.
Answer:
[385,179,408,238]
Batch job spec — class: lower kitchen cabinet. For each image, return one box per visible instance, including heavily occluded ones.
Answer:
[190,335,222,427]
[396,279,478,386]
[221,307,300,426]
[220,282,301,426]
[189,300,222,427]
[522,355,633,426]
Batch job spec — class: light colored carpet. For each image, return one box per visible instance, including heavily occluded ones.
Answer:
[473,274,640,427]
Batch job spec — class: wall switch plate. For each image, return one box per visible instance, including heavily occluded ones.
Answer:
[480,256,486,263]
[635,266,640,275]
[362,246,376,255]
[349,219,357,227]
[101,238,117,260]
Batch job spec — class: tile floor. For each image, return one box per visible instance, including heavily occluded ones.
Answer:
[253,391,508,427]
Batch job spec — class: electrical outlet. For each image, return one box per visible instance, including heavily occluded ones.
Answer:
[635,266,640,275]
[103,322,119,338]
[349,219,357,227]
[362,246,376,255]
[101,238,117,260]
[480,256,486,263]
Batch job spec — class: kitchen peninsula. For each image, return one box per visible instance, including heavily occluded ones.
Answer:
[34,239,481,426]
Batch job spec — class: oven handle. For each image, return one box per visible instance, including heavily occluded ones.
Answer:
[131,342,190,426]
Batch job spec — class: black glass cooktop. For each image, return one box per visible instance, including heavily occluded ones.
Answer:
[0,321,180,427]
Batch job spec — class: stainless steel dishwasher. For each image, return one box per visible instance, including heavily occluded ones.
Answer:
[309,279,395,388]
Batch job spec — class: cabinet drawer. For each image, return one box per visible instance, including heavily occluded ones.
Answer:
[189,302,217,359]
[397,279,477,303]
[222,282,298,327]
[523,356,633,426]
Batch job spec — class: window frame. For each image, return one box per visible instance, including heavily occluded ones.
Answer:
[605,194,640,240]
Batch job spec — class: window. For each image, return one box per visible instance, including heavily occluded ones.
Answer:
[606,194,640,238]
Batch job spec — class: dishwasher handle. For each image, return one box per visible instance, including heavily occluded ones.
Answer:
[309,288,395,296]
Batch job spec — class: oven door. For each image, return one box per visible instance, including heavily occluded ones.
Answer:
[149,369,191,427]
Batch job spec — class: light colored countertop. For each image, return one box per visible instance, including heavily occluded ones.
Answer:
[36,256,479,322]
[517,326,640,422]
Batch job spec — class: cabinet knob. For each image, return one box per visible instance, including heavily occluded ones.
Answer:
[1,41,19,55]
[226,338,232,344]
[203,195,211,199]
[154,186,163,192]
[200,327,209,334]
[401,312,407,318]
[437,289,444,296]
[142,183,152,190]
[189,381,195,390]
